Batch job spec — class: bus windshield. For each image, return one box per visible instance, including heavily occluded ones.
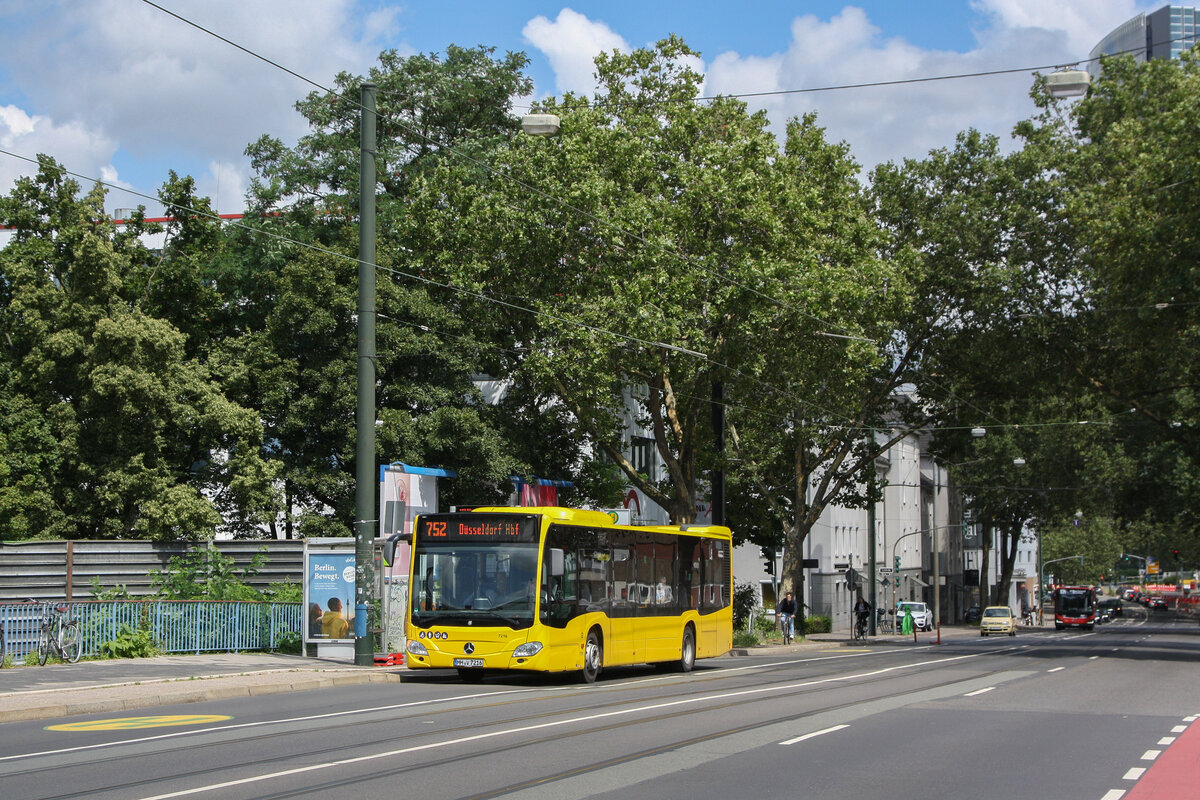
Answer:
[1058,590,1093,614]
[411,542,539,629]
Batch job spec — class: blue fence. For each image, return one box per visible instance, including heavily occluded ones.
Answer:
[0,600,302,662]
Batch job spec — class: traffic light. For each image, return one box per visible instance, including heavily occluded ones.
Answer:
[764,559,775,575]
[1173,549,1181,561]
[894,555,901,571]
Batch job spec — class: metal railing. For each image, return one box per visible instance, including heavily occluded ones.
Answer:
[0,600,301,662]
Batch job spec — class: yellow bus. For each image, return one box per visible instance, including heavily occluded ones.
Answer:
[404,506,732,683]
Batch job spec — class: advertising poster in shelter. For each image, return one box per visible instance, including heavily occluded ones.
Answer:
[305,552,355,642]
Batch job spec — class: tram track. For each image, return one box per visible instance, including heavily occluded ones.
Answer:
[3,643,1037,800]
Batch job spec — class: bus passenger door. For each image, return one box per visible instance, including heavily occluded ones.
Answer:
[608,545,642,664]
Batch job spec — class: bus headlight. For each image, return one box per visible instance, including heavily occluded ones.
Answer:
[512,641,543,658]
[407,639,428,656]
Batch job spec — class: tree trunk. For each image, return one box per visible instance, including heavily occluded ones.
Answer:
[996,522,1021,605]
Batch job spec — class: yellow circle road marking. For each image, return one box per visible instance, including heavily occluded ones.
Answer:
[48,714,232,731]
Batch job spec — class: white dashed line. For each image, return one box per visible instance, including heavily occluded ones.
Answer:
[1171,725,1187,733]
[779,724,849,746]
[964,687,994,697]
[1100,789,1126,800]
[1089,655,1099,660]
[1122,767,1145,780]
[1141,749,1161,761]
[1047,667,1066,673]
[1157,736,1176,746]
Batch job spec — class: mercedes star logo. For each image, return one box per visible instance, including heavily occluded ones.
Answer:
[464,642,475,654]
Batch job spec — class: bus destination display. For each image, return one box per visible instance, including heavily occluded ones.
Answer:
[417,514,540,543]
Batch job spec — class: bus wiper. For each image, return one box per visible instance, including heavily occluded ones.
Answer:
[473,610,523,627]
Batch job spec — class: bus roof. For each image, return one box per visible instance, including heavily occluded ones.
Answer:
[456,506,731,537]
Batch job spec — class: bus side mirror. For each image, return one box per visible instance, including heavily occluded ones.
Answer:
[384,533,409,567]
[549,548,564,577]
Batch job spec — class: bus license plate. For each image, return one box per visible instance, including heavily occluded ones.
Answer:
[454,658,485,667]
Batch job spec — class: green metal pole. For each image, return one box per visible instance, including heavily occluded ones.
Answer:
[866,429,877,636]
[354,82,378,666]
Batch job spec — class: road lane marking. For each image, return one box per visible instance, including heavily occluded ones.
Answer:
[1141,750,1161,761]
[1157,737,1176,746]
[127,651,992,800]
[1089,655,1099,660]
[1185,715,1199,722]
[46,715,232,732]
[779,724,849,745]
[1047,667,1066,673]
[1100,790,1126,799]
[1171,725,1186,733]
[0,646,984,766]
[1123,767,1145,780]
[964,687,994,696]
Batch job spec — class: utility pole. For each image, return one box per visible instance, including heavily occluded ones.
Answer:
[866,429,877,636]
[933,462,940,637]
[354,83,377,666]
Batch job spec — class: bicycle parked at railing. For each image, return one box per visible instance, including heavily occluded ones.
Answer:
[37,601,81,665]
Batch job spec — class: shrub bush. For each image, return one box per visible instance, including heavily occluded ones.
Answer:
[753,610,777,637]
[801,615,831,634]
[733,582,758,630]
[99,624,161,659]
[275,630,302,654]
[732,629,760,648]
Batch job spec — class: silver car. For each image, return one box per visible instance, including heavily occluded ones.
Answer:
[896,601,933,631]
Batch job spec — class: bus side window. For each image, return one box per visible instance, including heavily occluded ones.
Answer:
[654,534,677,615]
[611,539,634,617]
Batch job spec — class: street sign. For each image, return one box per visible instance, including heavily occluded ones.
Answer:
[800,558,819,569]
[879,567,893,574]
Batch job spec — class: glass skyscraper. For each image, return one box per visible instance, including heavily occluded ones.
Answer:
[1089,5,1200,78]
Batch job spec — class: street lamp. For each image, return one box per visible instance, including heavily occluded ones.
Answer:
[521,113,561,136]
[1045,68,1091,98]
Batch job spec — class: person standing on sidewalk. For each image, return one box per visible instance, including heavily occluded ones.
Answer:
[778,592,798,644]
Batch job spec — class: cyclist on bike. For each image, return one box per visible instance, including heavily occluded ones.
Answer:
[778,592,797,644]
[853,596,872,639]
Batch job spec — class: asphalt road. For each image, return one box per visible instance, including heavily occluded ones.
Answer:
[0,609,1196,800]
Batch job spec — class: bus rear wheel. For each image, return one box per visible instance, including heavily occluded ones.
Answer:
[581,629,602,684]
[679,627,696,672]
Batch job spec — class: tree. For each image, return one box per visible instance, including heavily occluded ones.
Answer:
[1034,54,1200,546]
[408,36,903,564]
[0,158,276,539]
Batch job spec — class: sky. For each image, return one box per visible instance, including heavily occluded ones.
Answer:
[0,1,1167,216]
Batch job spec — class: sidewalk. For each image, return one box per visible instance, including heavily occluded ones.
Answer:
[0,653,405,723]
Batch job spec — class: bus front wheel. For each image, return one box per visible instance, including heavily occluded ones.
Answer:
[581,629,602,684]
[679,627,696,672]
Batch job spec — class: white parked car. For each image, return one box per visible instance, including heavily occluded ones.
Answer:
[896,601,933,631]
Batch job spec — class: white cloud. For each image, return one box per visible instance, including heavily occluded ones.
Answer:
[0,0,391,212]
[523,8,629,95]
[972,0,1155,55]
[705,4,1157,173]
[524,4,1164,175]
[0,104,120,198]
